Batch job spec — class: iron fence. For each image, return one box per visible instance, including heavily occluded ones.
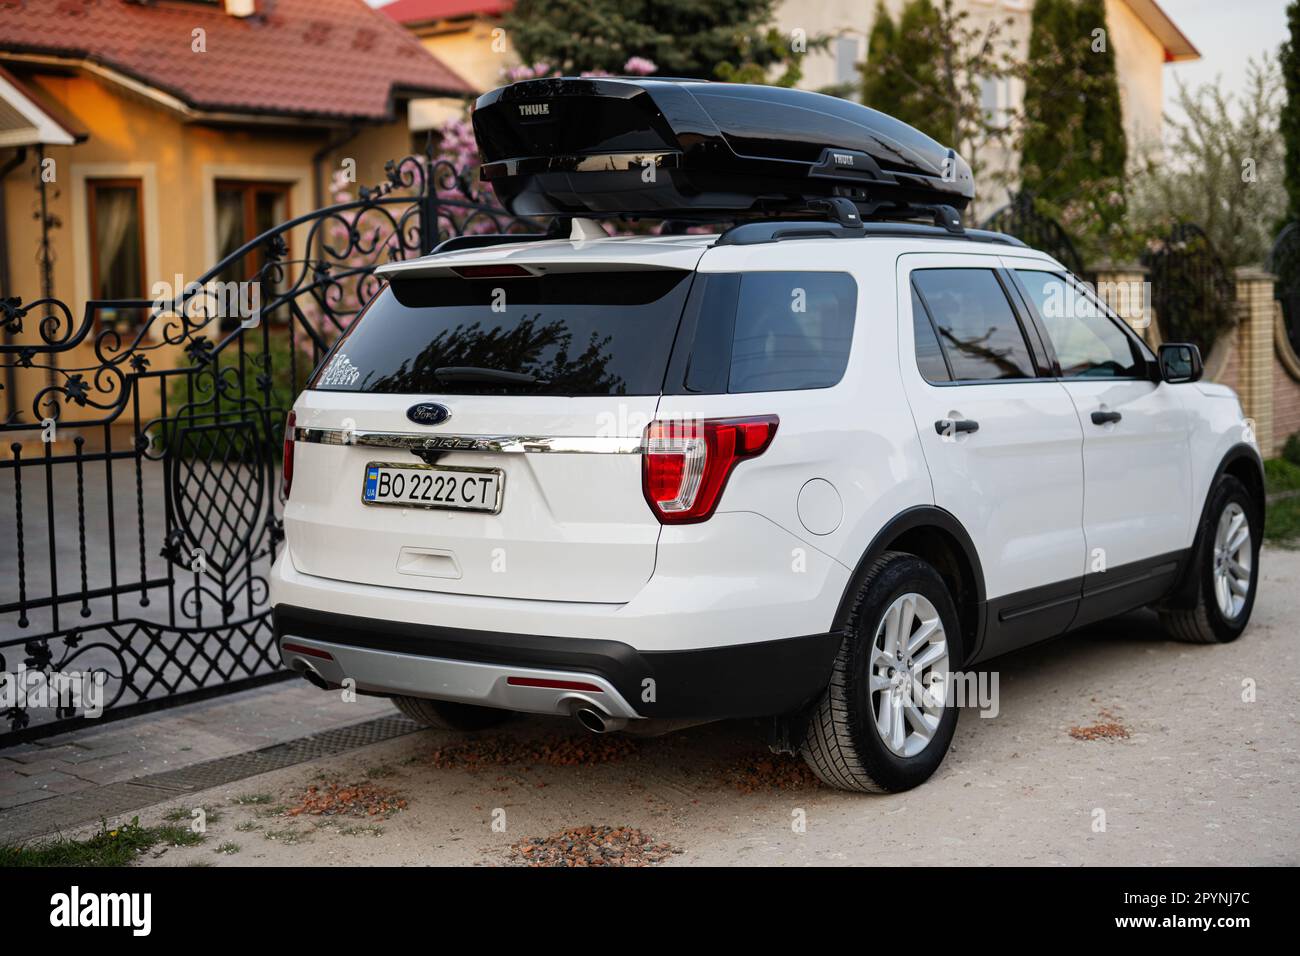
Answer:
[0,149,537,743]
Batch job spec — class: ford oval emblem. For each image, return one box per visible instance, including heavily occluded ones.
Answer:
[406,403,451,426]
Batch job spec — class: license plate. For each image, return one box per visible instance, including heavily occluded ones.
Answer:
[361,462,503,513]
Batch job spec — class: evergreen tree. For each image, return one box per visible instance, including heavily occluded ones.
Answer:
[1020,0,1084,202]
[860,2,904,115]
[1077,0,1126,182]
[505,0,798,81]
[854,0,1017,178]
[1282,1,1300,222]
[892,0,949,144]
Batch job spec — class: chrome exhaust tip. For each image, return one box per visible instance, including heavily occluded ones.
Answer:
[573,705,627,734]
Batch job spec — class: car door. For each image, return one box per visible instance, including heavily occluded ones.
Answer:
[899,254,1086,658]
[1005,262,1193,626]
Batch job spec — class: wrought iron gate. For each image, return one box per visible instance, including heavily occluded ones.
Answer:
[979,192,1086,278]
[1142,222,1235,352]
[1270,222,1300,357]
[0,150,537,743]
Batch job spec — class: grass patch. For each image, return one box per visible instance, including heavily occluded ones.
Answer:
[1264,457,1300,494]
[235,820,262,833]
[214,842,240,855]
[338,824,385,837]
[264,828,309,846]
[1266,495,1300,545]
[231,793,273,806]
[1261,458,1300,546]
[1,817,203,868]
[163,805,222,825]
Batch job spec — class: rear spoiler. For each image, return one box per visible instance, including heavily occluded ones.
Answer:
[373,233,709,281]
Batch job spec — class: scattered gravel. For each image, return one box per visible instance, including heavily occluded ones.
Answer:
[507,825,679,867]
[424,734,641,771]
[286,781,409,817]
[1068,709,1132,741]
[721,753,824,793]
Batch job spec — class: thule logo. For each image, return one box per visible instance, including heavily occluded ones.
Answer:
[518,103,550,117]
[832,153,855,166]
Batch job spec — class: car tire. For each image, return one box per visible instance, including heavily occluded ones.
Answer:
[392,695,513,731]
[800,550,962,793]
[1158,474,1261,644]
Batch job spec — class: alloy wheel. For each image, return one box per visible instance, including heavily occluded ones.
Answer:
[1212,502,1252,620]
[868,592,950,757]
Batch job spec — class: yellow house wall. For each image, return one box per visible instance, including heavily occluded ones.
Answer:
[1,69,421,436]
[416,20,513,95]
[1105,0,1165,159]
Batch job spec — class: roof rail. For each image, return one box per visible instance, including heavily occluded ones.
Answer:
[714,220,1026,248]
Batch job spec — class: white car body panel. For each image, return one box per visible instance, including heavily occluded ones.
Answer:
[271,229,1261,718]
[896,251,1086,600]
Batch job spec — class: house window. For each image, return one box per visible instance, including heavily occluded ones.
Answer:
[834,36,863,89]
[87,178,146,325]
[214,180,292,291]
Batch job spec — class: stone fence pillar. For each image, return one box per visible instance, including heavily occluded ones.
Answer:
[1235,267,1277,458]
[1092,262,1157,347]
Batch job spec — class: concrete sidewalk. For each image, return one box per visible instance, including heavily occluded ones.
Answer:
[0,678,394,820]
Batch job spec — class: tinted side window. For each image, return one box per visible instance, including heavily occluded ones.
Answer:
[1015,270,1141,378]
[729,272,857,392]
[911,284,950,383]
[912,269,1036,381]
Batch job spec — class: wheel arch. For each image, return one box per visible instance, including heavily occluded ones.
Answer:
[835,506,987,664]
[1163,442,1264,610]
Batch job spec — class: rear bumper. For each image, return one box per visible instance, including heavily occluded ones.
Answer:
[274,604,842,720]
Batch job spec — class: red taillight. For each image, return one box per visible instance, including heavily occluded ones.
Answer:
[641,416,778,524]
[282,410,296,499]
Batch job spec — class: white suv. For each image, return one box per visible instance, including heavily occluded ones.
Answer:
[271,217,1263,793]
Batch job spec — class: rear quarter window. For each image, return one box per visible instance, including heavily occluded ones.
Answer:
[681,271,858,393]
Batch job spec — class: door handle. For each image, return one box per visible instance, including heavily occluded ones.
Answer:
[935,418,979,436]
[1091,410,1122,425]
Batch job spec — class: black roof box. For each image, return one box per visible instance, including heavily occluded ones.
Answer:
[471,78,975,222]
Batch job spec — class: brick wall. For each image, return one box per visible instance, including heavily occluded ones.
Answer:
[1273,306,1300,449]
[1234,270,1276,457]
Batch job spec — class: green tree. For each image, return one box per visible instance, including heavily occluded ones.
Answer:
[860,3,905,114]
[1282,1,1300,222]
[1015,0,1128,260]
[856,0,1018,176]
[1019,0,1076,199]
[504,0,814,82]
[1128,58,1284,270]
[1020,0,1127,203]
[1077,0,1126,181]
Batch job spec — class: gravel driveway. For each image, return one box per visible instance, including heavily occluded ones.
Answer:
[24,547,1300,867]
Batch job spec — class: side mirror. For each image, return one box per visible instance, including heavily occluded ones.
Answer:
[1158,343,1203,384]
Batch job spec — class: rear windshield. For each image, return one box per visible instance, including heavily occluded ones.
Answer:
[310,270,692,396]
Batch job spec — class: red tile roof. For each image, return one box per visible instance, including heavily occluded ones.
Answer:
[0,0,474,122]
[381,0,512,25]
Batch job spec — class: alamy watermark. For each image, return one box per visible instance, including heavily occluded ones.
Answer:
[0,667,108,718]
